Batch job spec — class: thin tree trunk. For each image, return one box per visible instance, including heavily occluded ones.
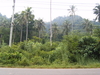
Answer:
[72,15,74,31]
[90,29,93,36]
[72,16,73,31]
[39,30,40,38]
[0,35,2,45]
[26,20,28,41]
[20,25,23,42]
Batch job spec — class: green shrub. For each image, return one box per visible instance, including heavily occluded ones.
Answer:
[38,50,54,64]
[63,35,79,53]
[52,59,62,65]
[78,36,100,59]
[0,46,10,52]
[31,56,44,65]
[40,42,59,51]
[18,56,30,66]
[62,35,79,63]
[68,54,77,63]
[33,36,42,42]
[49,42,69,64]
[0,52,22,65]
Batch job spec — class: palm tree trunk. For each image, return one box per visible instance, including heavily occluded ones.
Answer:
[0,34,2,45]
[20,25,23,42]
[72,16,73,31]
[39,30,40,38]
[26,21,28,41]
[72,15,74,31]
[90,29,93,36]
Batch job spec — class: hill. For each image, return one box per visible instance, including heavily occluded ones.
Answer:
[52,15,83,25]
[45,15,100,30]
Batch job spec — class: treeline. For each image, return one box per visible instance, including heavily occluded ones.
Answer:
[0,5,100,67]
[0,7,100,44]
[0,7,46,44]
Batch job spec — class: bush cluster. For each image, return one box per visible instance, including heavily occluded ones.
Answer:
[0,35,100,67]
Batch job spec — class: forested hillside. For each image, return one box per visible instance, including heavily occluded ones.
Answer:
[0,5,100,68]
[45,15,100,31]
[51,15,83,25]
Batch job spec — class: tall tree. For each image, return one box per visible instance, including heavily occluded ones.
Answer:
[82,19,93,35]
[19,12,26,42]
[62,20,72,35]
[0,14,10,45]
[13,14,20,43]
[17,7,35,41]
[13,13,25,42]
[24,7,34,41]
[68,5,76,31]
[52,23,59,40]
[93,4,100,22]
[12,7,34,42]
[34,19,45,38]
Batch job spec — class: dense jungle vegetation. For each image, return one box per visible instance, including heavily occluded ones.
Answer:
[0,5,100,68]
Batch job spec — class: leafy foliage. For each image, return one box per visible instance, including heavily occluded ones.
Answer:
[78,36,100,59]
[0,5,100,68]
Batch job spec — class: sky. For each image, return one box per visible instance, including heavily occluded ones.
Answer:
[0,0,100,22]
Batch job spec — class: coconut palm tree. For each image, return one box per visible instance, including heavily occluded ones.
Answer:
[0,15,10,44]
[24,7,31,41]
[23,7,34,41]
[82,19,93,35]
[68,5,76,31]
[34,19,45,38]
[62,20,72,35]
[14,12,25,42]
[52,23,59,40]
[93,4,100,22]
[13,7,34,42]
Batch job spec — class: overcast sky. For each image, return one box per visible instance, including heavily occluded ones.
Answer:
[0,0,100,22]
